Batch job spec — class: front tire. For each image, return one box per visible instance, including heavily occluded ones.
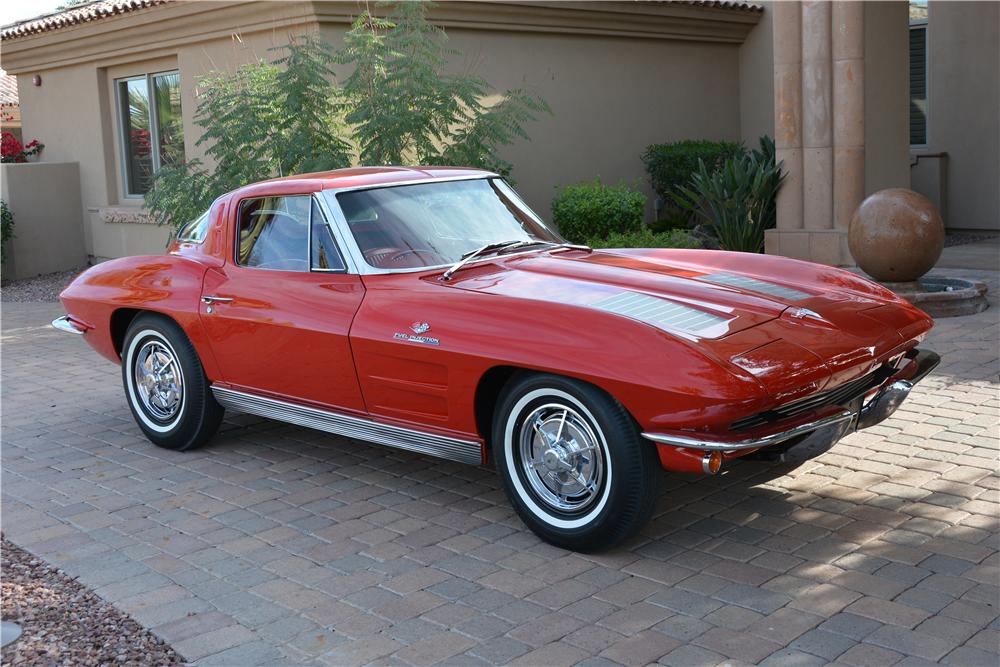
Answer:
[493,373,659,552]
[122,313,223,451]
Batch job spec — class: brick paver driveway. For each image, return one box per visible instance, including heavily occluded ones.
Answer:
[2,268,998,666]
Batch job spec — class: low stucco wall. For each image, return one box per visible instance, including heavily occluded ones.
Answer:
[1,162,88,280]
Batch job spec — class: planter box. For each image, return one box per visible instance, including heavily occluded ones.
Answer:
[1,161,87,281]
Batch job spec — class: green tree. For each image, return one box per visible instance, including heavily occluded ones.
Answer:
[145,36,351,227]
[339,2,548,175]
[146,2,548,228]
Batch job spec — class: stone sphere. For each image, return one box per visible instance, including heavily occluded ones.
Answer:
[848,188,944,282]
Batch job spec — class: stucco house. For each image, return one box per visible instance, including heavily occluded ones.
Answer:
[0,0,996,271]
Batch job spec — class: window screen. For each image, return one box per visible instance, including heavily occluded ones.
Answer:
[909,25,928,146]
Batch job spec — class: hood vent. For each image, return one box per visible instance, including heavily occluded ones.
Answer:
[699,273,810,301]
[591,291,728,335]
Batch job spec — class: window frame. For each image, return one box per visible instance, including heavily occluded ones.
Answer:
[114,69,182,199]
[232,194,347,274]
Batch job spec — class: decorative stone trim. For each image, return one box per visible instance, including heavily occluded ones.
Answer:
[99,207,158,225]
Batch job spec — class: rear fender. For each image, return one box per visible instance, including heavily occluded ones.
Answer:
[58,255,220,379]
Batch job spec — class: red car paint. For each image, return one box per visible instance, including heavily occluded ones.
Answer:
[59,167,934,470]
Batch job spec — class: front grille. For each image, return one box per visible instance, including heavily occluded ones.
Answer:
[731,363,897,431]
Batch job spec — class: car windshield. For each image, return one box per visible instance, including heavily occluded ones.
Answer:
[335,178,564,270]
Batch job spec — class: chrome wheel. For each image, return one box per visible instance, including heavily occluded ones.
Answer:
[133,339,184,422]
[518,403,605,514]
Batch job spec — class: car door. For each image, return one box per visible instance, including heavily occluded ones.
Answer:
[199,193,368,413]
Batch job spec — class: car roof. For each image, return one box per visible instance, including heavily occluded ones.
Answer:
[238,166,497,198]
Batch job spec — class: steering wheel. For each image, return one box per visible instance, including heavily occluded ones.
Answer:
[364,247,446,268]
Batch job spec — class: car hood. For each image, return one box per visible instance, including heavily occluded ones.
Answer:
[440,247,932,400]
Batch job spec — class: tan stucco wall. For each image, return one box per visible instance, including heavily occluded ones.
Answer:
[6,1,755,260]
[438,31,743,219]
[1,162,87,280]
[737,0,774,145]
[919,0,1000,231]
[864,1,911,196]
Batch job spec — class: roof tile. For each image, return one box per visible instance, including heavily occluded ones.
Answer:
[1,0,171,41]
[2,0,761,42]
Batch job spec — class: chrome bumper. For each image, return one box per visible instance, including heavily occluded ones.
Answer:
[642,348,940,455]
[857,349,940,429]
[51,315,87,335]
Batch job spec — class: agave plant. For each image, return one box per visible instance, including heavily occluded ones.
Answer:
[672,136,784,253]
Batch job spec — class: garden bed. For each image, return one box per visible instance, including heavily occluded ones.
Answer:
[1,539,183,666]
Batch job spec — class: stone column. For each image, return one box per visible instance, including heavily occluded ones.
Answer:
[765,1,863,266]
[802,1,833,231]
[772,0,803,234]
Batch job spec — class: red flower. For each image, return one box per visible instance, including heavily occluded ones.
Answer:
[1,131,44,163]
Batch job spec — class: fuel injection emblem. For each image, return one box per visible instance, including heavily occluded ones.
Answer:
[394,322,439,346]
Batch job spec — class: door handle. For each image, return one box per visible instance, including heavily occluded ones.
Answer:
[202,296,234,304]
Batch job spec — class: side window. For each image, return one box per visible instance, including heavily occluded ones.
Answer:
[311,199,346,271]
[236,196,310,271]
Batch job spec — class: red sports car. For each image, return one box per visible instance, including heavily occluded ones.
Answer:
[55,167,939,551]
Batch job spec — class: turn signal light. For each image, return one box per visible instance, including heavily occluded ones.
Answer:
[702,451,723,475]
[655,446,723,475]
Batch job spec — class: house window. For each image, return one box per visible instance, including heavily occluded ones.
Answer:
[909,22,928,146]
[116,71,184,196]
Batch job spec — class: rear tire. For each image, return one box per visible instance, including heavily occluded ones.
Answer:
[493,372,659,552]
[122,313,223,451]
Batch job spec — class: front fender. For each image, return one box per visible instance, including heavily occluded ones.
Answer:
[352,274,769,437]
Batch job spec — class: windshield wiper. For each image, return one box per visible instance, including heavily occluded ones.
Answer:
[441,240,593,281]
[441,240,529,281]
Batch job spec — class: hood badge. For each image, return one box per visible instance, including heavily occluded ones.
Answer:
[395,322,439,346]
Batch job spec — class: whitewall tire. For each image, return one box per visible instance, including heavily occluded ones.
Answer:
[121,313,223,451]
[493,372,660,551]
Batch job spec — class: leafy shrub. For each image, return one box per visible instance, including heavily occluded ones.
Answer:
[552,180,645,244]
[1,199,14,261]
[588,227,700,250]
[672,136,784,253]
[146,3,548,228]
[648,208,690,233]
[642,139,744,199]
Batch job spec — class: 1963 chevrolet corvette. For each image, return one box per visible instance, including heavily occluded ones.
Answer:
[55,167,939,550]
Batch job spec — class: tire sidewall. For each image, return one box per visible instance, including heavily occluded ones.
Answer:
[494,374,651,548]
[121,314,217,450]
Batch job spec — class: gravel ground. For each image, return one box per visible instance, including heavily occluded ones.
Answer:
[1,539,184,667]
[0,268,86,303]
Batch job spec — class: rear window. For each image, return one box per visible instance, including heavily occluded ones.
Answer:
[177,209,210,243]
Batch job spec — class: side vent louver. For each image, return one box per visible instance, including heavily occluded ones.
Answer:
[591,292,728,335]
